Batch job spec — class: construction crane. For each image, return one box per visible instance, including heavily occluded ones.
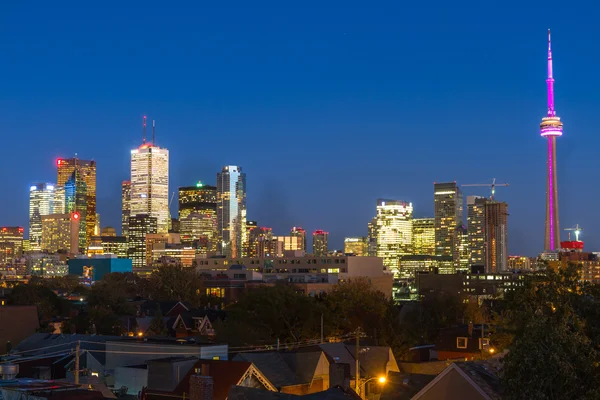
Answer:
[565,224,583,241]
[462,178,509,200]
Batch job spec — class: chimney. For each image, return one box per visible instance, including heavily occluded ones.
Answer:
[189,365,213,400]
[468,322,473,336]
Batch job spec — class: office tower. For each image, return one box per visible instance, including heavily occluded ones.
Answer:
[367,218,377,256]
[217,166,246,258]
[434,182,463,258]
[29,183,56,250]
[53,185,65,214]
[485,201,509,272]
[130,120,169,234]
[312,230,329,256]
[273,235,304,255]
[247,226,274,257]
[412,218,435,255]
[540,30,563,251]
[290,227,307,251]
[454,225,469,273]
[41,212,80,254]
[467,196,486,266]
[88,235,128,258]
[178,182,217,246]
[65,170,87,252]
[0,227,24,263]
[180,212,217,252]
[145,233,180,267]
[374,199,414,275]
[127,214,158,268]
[95,213,100,236]
[344,237,368,256]
[121,181,131,238]
[57,157,96,247]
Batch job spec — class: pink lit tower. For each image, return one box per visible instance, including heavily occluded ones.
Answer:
[540,29,563,251]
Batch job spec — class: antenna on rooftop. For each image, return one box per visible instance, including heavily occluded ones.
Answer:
[152,120,156,145]
[142,116,147,144]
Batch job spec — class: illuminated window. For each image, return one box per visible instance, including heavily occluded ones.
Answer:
[457,337,468,349]
[479,338,490,349]
[206,288,225,298]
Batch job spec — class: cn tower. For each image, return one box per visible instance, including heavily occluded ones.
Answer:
[540,29,563,251]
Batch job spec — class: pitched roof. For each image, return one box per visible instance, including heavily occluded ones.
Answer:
[411,362,502,400]
[310,343,398,379]
[140,300,192,316]
[145,359,254,400]
[234,352,300,388]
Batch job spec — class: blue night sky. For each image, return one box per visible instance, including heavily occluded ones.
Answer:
[0,1,598,256]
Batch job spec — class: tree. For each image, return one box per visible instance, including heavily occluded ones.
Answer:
[216,284,323,346]
[148,264,204,303]
[500,265,600,399]
[8,284,62,323]
[146,306,168,336]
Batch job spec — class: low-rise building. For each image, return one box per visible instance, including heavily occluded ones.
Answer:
[68,255,132,281]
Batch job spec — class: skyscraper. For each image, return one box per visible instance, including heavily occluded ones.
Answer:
[375,199,413,275]
[467,196,486,266]
[29,183,55,250]
[540,30,563,251]
[412,218,435,255]
[178,182,218,248]
[247,226,274,257]
[312,230,329,256]
[127,214,158,268]
[217,166,246,258]
[484,201,509,272]
[0,227,24,263]
[41,212,80,254]
[290,227,307,251]
[65,170,87,251]
[121,181,131,239]
[130,120,169,234]
[57,157,96,247]
[434,182,463,258]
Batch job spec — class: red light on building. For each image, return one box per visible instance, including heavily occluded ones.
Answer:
[57,159,62,166]
[18,228,23,233]
[72,212,80,220]
[561,241,584,251]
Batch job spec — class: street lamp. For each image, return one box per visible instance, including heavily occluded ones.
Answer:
[358,376,386,399]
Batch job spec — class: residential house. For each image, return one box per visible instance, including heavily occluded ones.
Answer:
[171,308,223,338]
[132,357,277,400]
[434,325,491,361]
[234,351,330,395]
[411,362,502,399]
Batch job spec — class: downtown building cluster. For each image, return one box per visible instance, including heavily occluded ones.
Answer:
[342,182,509,282]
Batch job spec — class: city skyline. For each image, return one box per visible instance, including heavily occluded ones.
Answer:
[1,3,595,256]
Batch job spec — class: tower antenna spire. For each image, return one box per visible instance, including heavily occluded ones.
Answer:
[152,120,156,145]
[547,29,555,116]
[142,116,147,144]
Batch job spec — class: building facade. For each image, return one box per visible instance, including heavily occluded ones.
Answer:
[121,181,131,239]
[57,157,97,248]
[0,227,24,263]
[312,230,329,256]
[216,166,246,258]
[127,214,158,268]
[29,183,56,251]
[130,144,169,234]
[344,237,368,256]
[41,213,80,254]
[290,227,307,251]
[467,196,486,267]
[64,170,88,251]
[484,201,509,272]
[374,199,413,276]
[412,218,435,255]
[434,182,463,259]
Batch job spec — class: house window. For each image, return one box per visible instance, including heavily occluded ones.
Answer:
[457,337,468,349]
[479,338,490,350]
[206,288,225,298]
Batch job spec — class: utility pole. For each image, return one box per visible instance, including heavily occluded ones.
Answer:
[355,328,360,395]
[320,314,324,344]
[75,340,80,385]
